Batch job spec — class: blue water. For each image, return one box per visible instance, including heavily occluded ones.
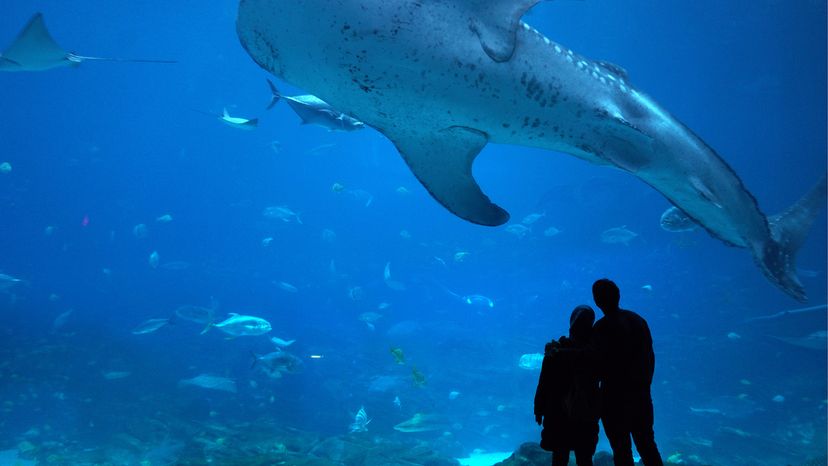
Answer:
[0,1,825,465]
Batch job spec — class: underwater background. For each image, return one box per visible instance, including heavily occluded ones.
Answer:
[0,1,825,465]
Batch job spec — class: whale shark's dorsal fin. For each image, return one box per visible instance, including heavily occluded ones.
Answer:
[0,13,71,71]
[385,125,510,226]
[468,0,544,62]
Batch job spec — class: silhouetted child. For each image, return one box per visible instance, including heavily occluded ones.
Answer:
[534,305,600,466]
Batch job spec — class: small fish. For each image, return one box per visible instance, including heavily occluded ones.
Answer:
[102,371,131,380]
[178,374,237,393]
[395,186,410,195]
[262,205,302,223]
[175,304,216,326]
[262,237,274,247]
[270,336,296,348]
[641,284,653,291]
[505,223,531,238]
[393,396,401,408]
[0,162,11,174]
[132,223,148,238]
[349,406,371,433]
[148,251,160,268]
[518,353,544,370]
[131,318,172,335]
[521,212,545,225]
[601,225,639,245]
[448,390,461,400]
[219,108,258,130]
[453,251,470,262]
[464,294,494,308]
[771,395,785,403]
[399,230,411,239]
[203,313,272,337]
[276,281,299,293]
[155,214,173,223]
[52,308,73,332]
[543,226,562,237]
[321,229,337,243]
[251,349,303,376]
[727,332,741,340]
[383,262,406,291]
[659,206,697,233]
[0,272,24,291]
[411,366,427,387]
[390,347,405,365]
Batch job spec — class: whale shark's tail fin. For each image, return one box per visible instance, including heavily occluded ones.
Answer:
[759,174,826,302]
[266,79,281,110]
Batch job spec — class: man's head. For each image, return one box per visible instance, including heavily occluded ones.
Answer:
[592,278,620,314]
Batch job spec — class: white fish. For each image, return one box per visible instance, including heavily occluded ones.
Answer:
[271,336,296,348]
[220,108,258,130]
[543,226,562,237]
[132,223,148,238]
[148,251,160,268]
[51,309,73,332]
[601,225,639,245]
[263,205,302,223]
[518,353,544,370]
[0,162,11,174]
[349,406,371,433]
[261,237,274,247]
[521,212,545,225]
[727,332,741,340]
[383,262,406,291]
[155,214,173,223]
[448,390,461,400]
[203,313,272,336]
[0,273,23,291]
[505,224,531,238]
[178,374,237,393]
[102,371,131,380]
[321,229,336,243]
[276,281,298,293]
[131,318,172,335]
[393,396,401,408]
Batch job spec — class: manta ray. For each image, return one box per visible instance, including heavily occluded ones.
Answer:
[0,13,175,72]
[236,0,826,301]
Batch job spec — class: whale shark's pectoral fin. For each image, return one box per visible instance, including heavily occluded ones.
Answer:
[385,126,510,226]
[469,0,544,62]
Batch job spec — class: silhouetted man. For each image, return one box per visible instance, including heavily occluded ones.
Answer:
[591,279,663,466]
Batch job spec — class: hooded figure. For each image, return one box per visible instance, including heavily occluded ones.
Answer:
[534,305,600,466]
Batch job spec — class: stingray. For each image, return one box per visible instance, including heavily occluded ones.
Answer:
[0,13,175,72]
[770,331,827,351]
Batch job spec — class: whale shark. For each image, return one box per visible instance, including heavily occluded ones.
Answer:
[0,13,175,72]
[236,0,825,301]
